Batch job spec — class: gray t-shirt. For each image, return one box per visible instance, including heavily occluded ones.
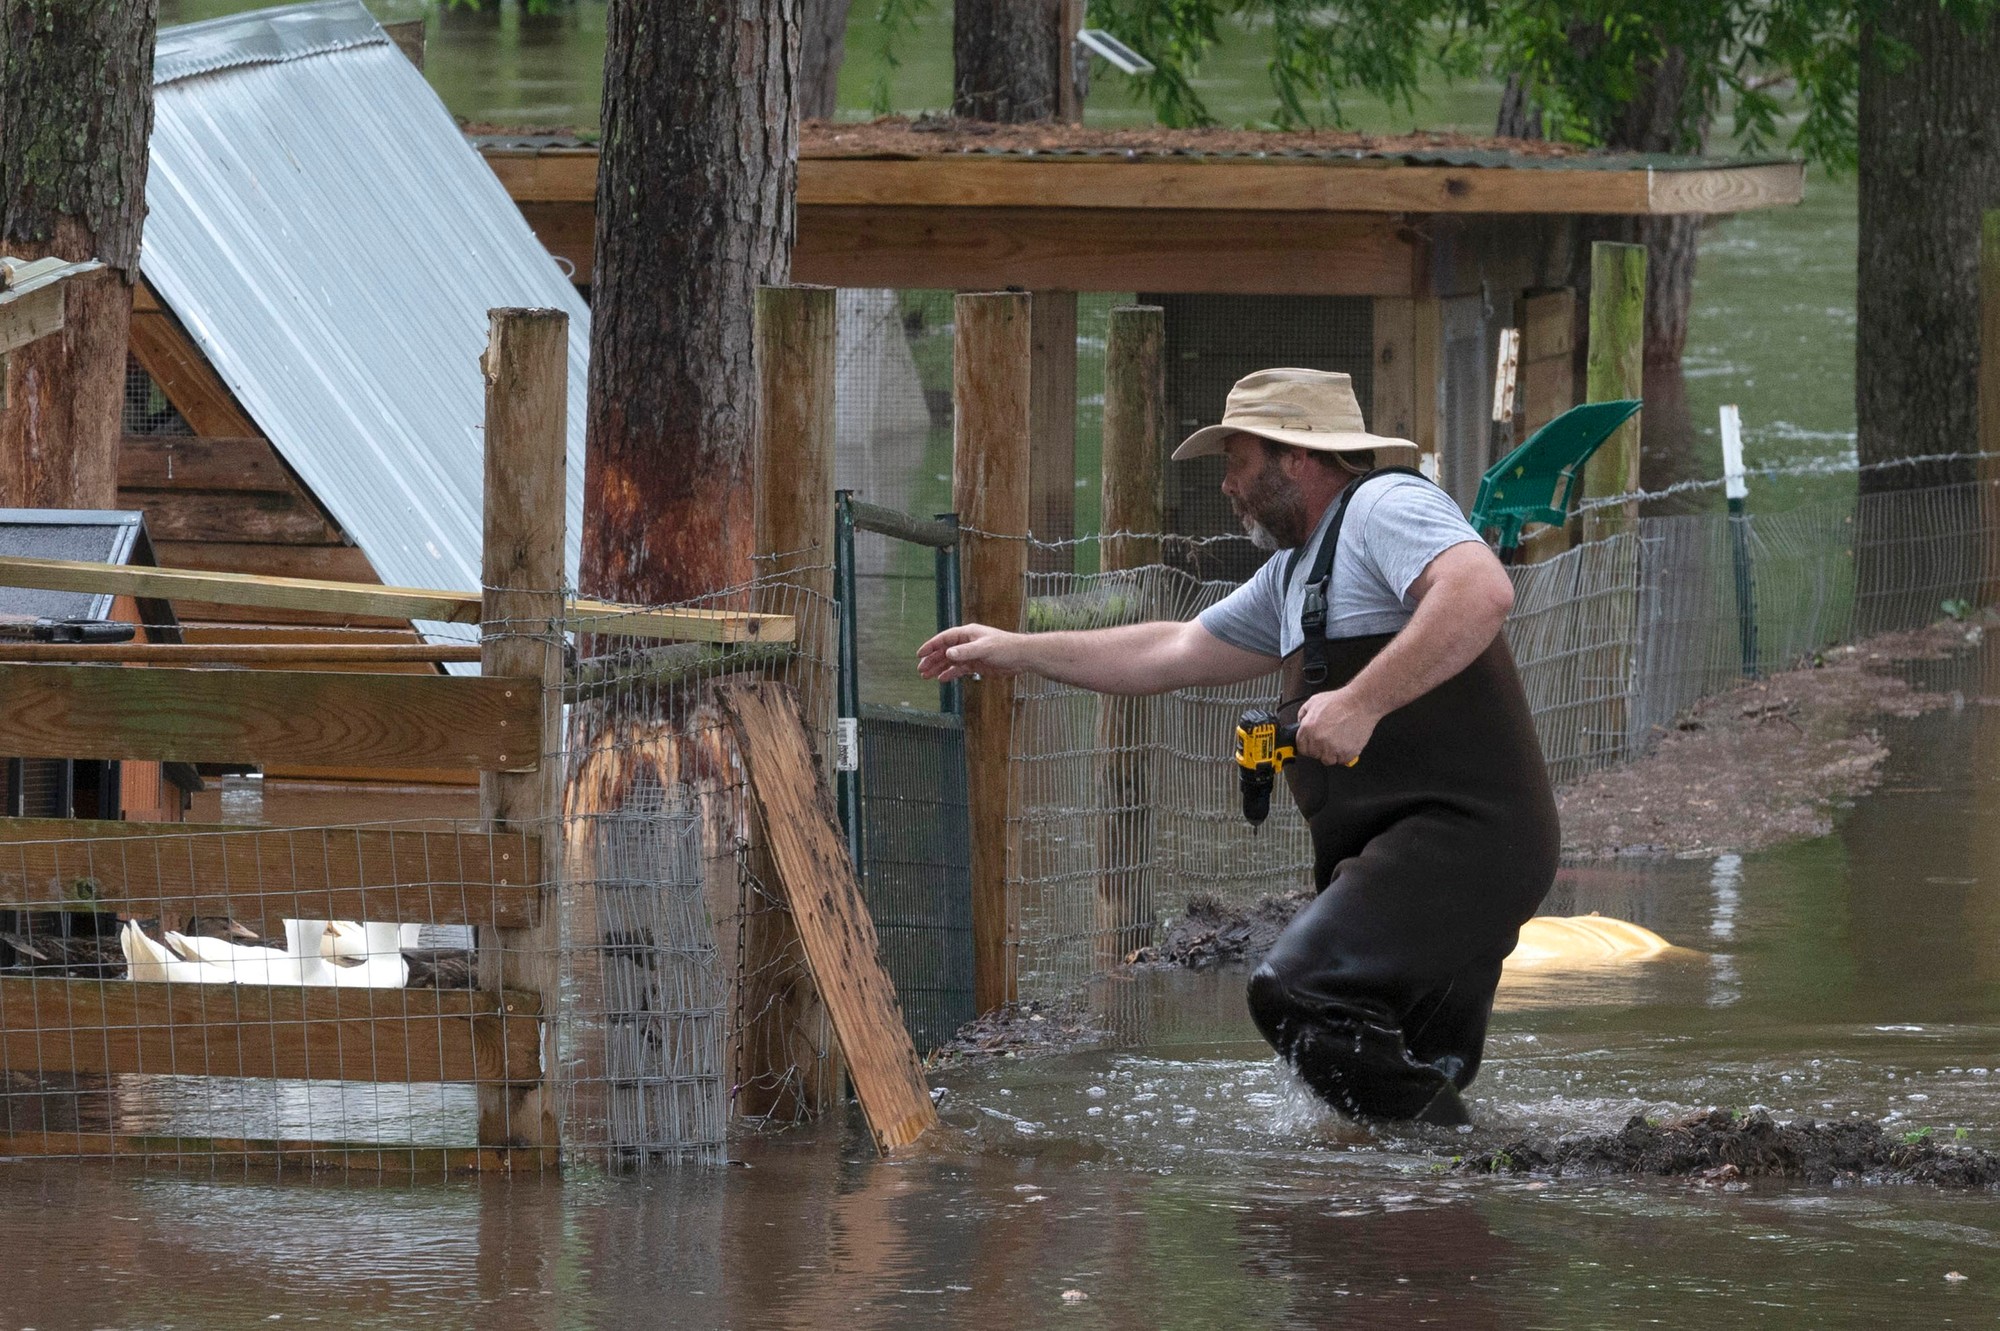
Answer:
[1197,474,1483,659]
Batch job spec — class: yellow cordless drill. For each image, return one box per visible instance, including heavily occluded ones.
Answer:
[1234,708,1297,828]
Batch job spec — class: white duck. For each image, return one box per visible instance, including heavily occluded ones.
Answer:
[320,921,409,989]
[159,918,332,986]
[120,921,230,984]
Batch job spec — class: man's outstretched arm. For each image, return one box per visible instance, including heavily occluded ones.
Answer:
[917,618,1276,695]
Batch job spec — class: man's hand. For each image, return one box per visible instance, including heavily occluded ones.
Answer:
[917,623,1024,682]
[1294,686,1380,767]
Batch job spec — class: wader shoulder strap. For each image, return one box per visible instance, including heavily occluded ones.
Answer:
[1292,466,1431,691]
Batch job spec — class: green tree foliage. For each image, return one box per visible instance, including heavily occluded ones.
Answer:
[1090,0,1994,171]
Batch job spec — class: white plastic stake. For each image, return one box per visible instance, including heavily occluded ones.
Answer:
[1719,404,1748,502]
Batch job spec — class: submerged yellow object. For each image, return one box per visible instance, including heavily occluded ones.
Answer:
[1504,914,1681,971]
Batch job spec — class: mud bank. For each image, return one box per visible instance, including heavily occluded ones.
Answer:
[933,1000,1113,1065]
[1559,620,1984,859]
[1461,1109,2000,1187]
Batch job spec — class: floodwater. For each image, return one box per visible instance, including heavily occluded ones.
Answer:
[3,644,1997,1328]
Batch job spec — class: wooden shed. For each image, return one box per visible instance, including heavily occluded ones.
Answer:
[479,120,1801,570]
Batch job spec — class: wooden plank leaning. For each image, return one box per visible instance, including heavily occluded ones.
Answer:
[716,680,938,1154]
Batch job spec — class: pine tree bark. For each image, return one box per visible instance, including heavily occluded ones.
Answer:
[953,0,1063,122]
[583,0,799,605]
[0,0,156,510]
[800,0,852,120]
[1854,2,2000,493]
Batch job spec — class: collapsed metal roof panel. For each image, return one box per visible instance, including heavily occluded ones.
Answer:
[144,1,590,650]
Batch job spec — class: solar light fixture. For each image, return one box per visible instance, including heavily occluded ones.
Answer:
[1076,28,1155,75]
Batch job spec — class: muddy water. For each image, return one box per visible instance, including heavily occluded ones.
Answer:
[3,648,1997,1328]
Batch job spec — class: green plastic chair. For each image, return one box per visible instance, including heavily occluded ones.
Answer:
[1469,399,1644,553]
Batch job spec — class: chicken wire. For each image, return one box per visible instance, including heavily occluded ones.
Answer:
[1006,476,2000,1000]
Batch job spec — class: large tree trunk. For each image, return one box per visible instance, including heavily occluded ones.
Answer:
[583,0,799,605]
[953,0,1063,122]
[1855,3,2000,494]
[0,0,156,510]
[800,0,852,120]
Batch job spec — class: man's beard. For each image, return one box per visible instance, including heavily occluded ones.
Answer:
[1232,456,1311,551]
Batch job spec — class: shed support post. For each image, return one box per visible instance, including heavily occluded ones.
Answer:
[739,283,839,1118]
[1094,305,1163,968]
[1581,242,1647,538]
[954,291,1032,1014]
[477,307,567,1164]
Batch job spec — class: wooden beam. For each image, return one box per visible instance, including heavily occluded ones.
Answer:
[796,205,1416,295]
[0,817,540,929]
[717,681,938,1153]
[0,976,540,1083]
[480,148,598,203]
[0,555,796,644]
[1646,161,1808,214]
[0,664,542,771]
[795,157,1804,215]
[128,285,260,437]
[119,435,311,493]
[954,292,1032,1014]
[476,307,566,1155]
[1370,296,1418,442]
[0,642,481,664]
[0,282,63,355]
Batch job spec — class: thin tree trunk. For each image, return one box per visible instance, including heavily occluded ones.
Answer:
[1855,2,2000,493]
[0,0,157,511]
[584,0,800,605]
[800,0,852,120]
[953,0,1062,122]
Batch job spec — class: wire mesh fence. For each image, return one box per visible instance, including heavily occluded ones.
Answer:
[1005,476,2000,1000]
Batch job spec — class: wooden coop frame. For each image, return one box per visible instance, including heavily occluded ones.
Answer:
[480,127,1803,541]
[0,309,801,1171]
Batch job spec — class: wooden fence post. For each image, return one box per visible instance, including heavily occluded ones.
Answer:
[1094,305,1163,966]
[477,307,567,1161]
[954,291,1032,1014]
[1979,210,2000,606]
[738,283,838,1117]
[1028,290,1079,574]
[1581,241,1647,538]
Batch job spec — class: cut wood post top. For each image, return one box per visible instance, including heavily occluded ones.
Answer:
[0,554,797,646]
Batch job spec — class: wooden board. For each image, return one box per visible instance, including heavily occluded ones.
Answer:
[479,145,1806,216]
[717,682,937,1153]
[0,282,64,355]
[0,817,540,929]
[0,643,479,664]
[0,555,795,644]
[0,976,539,1083]
[119,435,315,494]
[115,488,342,544]
[0,664,542,771]
[796,205,1416,296]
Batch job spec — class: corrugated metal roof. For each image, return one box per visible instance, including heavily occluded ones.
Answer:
[145,1,590,654]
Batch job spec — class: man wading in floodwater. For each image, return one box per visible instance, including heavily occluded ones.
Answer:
[917,368,1559,1126]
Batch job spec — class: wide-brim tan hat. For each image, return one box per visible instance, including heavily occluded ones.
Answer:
[1172,367,1419,466]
